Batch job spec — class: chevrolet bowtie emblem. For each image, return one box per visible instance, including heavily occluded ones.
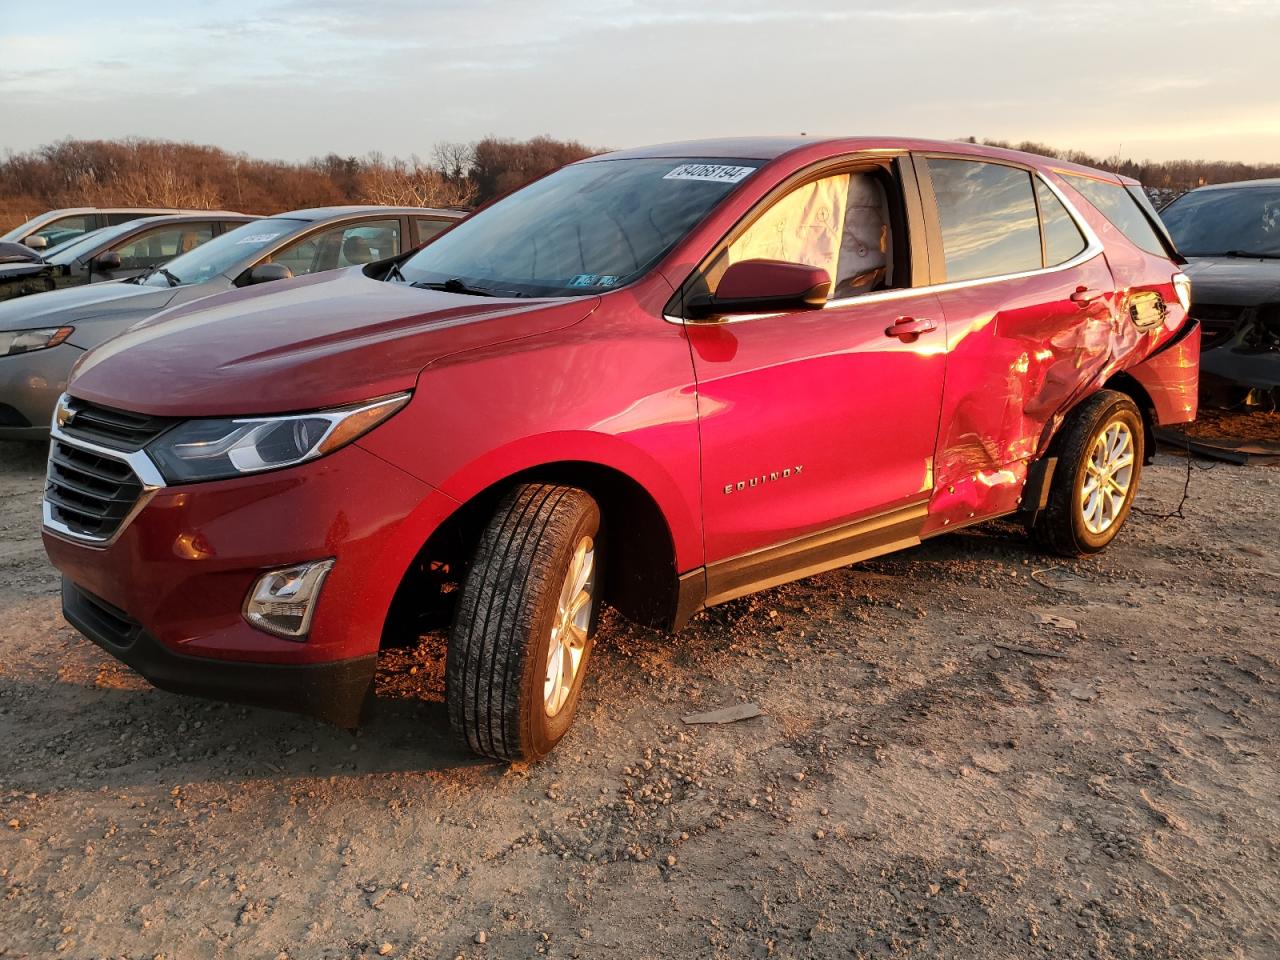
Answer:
[55,398,76,428]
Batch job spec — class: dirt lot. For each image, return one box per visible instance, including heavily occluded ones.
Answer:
[1,440,1277,959]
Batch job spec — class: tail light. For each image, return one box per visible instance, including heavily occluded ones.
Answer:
[1172,273,1192,312]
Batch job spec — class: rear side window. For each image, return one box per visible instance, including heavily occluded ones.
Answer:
[1063,174,1167,256]
[927,158,1042,282]
[415,218,452,244]
[1036,180,1087,266]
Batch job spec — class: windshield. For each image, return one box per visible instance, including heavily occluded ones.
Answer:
[0,214,51,243]
[1161,186,1280,257]
[45,223,137,264]
[396,157,761,296]
[139,217,302,287]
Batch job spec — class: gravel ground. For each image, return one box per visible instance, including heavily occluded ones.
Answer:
[1,438,1277,959]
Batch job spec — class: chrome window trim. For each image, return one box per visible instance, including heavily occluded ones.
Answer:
[665,170,1104,326]
[41,401,166,548]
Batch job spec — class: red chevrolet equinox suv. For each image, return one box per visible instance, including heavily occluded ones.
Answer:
[43,138,1201,761]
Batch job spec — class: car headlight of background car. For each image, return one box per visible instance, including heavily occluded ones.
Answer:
[146,393,410,483]
[0,326,74,357]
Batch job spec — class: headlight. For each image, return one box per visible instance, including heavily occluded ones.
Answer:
[147,393,410,483]
[0,326,73,357]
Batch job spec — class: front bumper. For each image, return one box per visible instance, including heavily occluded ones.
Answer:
[1201,339,1280,391]
[63,579,375,726]
[0,342,83,440]
[43,434,460,721]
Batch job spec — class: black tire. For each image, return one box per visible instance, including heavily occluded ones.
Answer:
[1032,390,1144,557]
[447,483,602,761]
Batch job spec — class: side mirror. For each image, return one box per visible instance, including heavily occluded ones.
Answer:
[23,235,48,250]
[245,263,293,285]
[689,259,830,318]
[94,250,122,272]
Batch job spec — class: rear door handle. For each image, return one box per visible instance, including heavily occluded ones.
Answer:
[884,316,937,340]
[1070,287,1104,305]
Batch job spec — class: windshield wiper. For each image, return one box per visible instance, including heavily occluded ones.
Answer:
[1223,250,1280,260]
[140,265,182,286]
[411,277,501,297]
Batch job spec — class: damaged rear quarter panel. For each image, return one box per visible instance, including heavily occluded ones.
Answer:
[1127,319,1202,426]
[924,171,1192,534]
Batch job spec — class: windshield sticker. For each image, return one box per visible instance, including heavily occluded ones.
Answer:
[567,274,623,288]
[663,163,756,184]
[235,233,283,245]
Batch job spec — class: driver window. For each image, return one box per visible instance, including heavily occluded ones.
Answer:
[113,224,214,269]
[705,171,895,301]
[268,220,401,277]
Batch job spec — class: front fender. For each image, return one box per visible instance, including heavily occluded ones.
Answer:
[361,428,703,573]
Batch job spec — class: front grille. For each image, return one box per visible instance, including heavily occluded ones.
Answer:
[45,439,144,540]
[59,397,175,451]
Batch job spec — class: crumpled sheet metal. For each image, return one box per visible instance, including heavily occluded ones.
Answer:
[923,263,1190,534]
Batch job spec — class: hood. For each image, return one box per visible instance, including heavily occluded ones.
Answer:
[1184,256,1280,306]
[0,241,45,266]
[0,261,47,281]
[0,278,178,331]
[69,268,599,417]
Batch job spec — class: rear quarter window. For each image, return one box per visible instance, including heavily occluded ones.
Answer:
[1063,174,1168,257]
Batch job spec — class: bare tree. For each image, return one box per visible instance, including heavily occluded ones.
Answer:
[431,141,474,182]
[358,154,476,208]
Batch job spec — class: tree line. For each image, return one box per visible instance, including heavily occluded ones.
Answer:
[0,136,597,230]
[2,134,1277,231]
[967,137,1280,193]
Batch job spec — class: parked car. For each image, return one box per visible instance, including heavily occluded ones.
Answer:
[0,213,256,303]
[0,206,461,439]
[42,138,1199,761]
[1,207,242,251]
[0,241,48,265]
[1159,178,1280,401]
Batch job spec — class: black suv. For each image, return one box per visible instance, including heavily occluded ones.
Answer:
[1161,178,1280,401]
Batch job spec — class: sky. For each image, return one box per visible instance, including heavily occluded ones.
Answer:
[1,0,1278,165]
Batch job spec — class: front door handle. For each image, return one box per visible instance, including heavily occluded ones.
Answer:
[884,316,937,341]
[1070,287,1104,306]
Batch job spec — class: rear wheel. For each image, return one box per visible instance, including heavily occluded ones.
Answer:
[1032,390,1144,557]
[447,483,602,761]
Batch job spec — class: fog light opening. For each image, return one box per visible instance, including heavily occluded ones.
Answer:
[243,559,335,640]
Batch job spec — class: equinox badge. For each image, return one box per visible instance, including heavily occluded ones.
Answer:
[723,465,803,495]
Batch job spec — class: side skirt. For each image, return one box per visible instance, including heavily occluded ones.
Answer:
[671,500,930,628]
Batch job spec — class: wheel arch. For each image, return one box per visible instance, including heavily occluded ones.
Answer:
[1025,380,1153,522]
[1099,372,1157,465]
[380,455,690,647]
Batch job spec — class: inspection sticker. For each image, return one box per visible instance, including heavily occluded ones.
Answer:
[663,163,756,184]
[568,274,622,288]
[235,233,284,244]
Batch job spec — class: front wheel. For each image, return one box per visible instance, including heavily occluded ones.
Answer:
[447,483,602,761]
[1031,390,1144,557]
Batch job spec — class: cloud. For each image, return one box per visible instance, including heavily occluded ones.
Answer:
[0,0,1277,163]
